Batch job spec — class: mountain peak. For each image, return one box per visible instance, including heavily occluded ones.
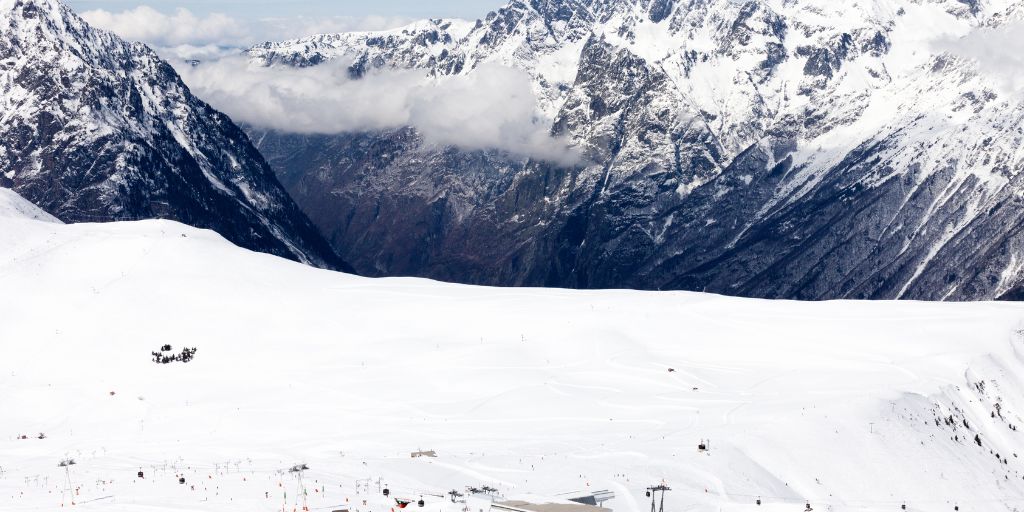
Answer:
[238,0,1024,298]
[0,0,349,269]
[0,0,70,22]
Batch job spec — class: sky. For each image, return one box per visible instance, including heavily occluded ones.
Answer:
[66,0,506,20]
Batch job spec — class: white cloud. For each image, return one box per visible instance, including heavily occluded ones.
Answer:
[156,44,241,62]
[177,58,580,164]
[80,5,578,164]
[934,22,1024,95]
[81,6,246,48]
[80,6,412,52]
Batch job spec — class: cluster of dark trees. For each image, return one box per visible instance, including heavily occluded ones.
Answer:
[151,345,198,365]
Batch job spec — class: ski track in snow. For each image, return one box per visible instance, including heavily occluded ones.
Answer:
[3,188,1024,511]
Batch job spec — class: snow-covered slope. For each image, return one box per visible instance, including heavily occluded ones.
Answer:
[4,187,1024,511]
[0,0,347,270]
[0,187,59,222]
[247,0,1024,299]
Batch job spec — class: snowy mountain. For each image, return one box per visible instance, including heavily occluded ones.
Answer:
[247,0,1024,299]
[5,185,1024,511]
[0,0,348,270]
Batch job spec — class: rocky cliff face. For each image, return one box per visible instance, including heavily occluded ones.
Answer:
[0,0,348,270]
[248,0,1024,298]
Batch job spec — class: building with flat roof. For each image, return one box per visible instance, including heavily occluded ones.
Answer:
[494,499,611,512]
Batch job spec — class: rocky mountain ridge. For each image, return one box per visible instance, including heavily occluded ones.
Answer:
[247,0,1024,299]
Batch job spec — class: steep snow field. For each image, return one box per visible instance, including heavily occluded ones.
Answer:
[3,187,1024,511]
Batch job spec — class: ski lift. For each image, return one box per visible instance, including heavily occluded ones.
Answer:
[419,499,426,508]
[698,441,707,452]
[645,490,651,498]
[179,477,186,485]
[901,505,906,511]
[756,497,761,506]
[138,471,145,479]
[384,487,391,497]
[805,503,813,512]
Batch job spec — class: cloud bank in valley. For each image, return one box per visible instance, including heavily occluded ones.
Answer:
[82,5,579,164]
[934,22,1024,95]
[178,59,580,164]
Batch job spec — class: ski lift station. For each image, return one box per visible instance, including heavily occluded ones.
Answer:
[486,490,613,512]
[389,486,614,512]
[493,499,611,512]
